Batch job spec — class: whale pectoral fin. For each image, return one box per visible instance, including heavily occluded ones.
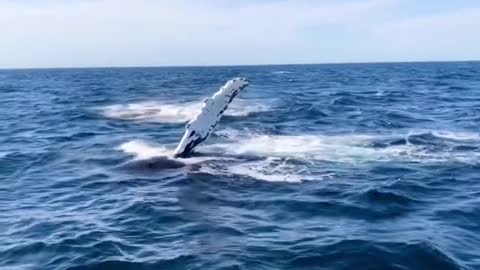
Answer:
[173,77,250,158]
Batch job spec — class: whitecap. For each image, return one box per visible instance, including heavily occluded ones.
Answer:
[271,71,293,75]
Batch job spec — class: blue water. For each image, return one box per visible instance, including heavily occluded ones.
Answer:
[1,62,480,270]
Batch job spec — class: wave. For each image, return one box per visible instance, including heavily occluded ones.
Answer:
[0,151,9,158]
[62,240,461,270]
[271,71,293,75]
[100,99,269,123]
[66,256,195,270]
[289,240,462,270]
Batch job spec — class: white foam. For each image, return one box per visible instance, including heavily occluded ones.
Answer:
[118,130,480,183]
[375,90,386,96]
[225,101,270,116]
[101,99,269,123]
[214,128,244,139]
[271,71,293,75]
[119,140,173,160]
[226,157,329,183]
[118,140,230,165]
[117,139,322,182]
[204,134,380,163]
[228,164,304,183]
[102,101,201,123]
[203,132,480,165]
[432,131,480,142]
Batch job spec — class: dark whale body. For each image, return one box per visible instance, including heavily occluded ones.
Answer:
[118,156,189,172]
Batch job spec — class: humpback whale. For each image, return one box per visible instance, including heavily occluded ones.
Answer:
[120,156,187,171]
[173,77,250,158]
[119,78,250,172]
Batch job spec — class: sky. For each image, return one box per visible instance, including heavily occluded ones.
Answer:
[1,0,479,68]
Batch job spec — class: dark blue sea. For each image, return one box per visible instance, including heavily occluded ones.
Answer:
[1,62,480,270]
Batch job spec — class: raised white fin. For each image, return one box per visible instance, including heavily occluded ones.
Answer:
[173,77,250,157]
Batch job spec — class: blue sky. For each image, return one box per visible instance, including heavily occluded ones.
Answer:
[1,0,479,68]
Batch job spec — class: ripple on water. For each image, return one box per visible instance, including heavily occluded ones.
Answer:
[1,63,480,269]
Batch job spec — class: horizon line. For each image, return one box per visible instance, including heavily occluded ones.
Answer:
[1,59,479,71]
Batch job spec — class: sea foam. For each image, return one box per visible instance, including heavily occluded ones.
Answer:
[101,99,269,123]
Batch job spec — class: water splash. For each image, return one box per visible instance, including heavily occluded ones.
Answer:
[119,140,173,160]
[101,99,269,123]
[118,130,480,182]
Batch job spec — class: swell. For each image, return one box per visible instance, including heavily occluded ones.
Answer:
[289,240,463,270]
[2,63,480,270]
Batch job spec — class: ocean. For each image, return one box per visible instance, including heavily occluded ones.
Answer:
[1,62,479,269]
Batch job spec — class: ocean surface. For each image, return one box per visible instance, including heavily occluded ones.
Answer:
[1,62,480,270]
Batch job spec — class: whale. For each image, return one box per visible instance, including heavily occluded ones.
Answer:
[119,156,187,171]
[118,77,250,172]
[117,156,205,173]
[173,77,250,158]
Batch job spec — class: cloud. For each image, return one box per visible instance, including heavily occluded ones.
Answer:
[0,0,478,68]
[370,7,480,61]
